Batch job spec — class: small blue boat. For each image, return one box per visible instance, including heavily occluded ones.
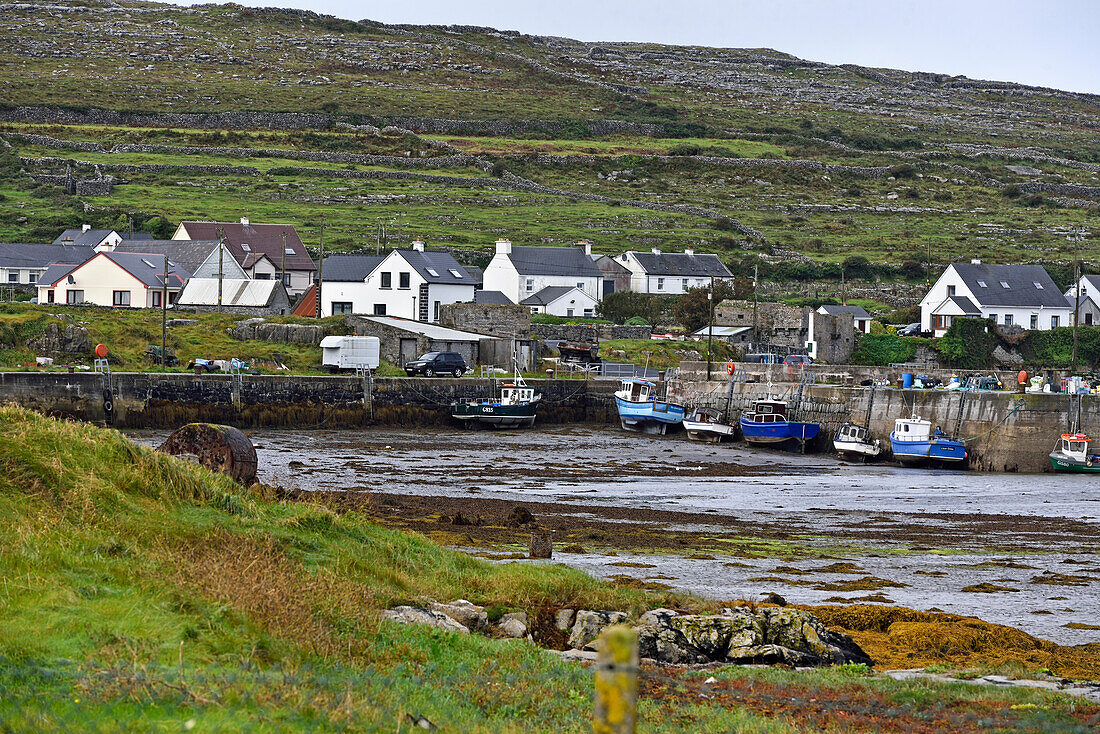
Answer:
[614,378,686,434]
[739,398,821,446]
[889,416,968,466]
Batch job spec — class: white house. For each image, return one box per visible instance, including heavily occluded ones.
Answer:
[1064,275,1100,326]
[818,304,872,334]
[109,240,247,280]
[482,240,603,305]
[54,225,122,250]
[0,243,95,286]
[920,260,1072,337]
[319,241,476,321]
[617,248,734,294]
[520,286,599,317]
[37,251,189,308]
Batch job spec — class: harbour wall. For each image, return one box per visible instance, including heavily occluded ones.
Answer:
[0,372,618,429]
[675,380,1095,473]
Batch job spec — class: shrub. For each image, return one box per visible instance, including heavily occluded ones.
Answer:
[489,161,506,178]
[851,334,923,366]
[714,216,734,231]
[1003,184,1021,198]
[935,318,997,369]
[888,164,917,179]
[667,143,703,156]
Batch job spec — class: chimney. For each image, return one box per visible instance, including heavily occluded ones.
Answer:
[411,238,425,252]
[651,247,661,255]
[240,217,250,226]
[495,238,512,255]
[685,247,694,256]
[576,240,592,256]
[971,258,981,265]
[81,223,91,232]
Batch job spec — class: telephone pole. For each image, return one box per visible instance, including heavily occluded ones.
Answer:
[161,254,169,367]
[706,273,715,381]
[1072,228,1083,374]
[280,229,287,290]
[752,263,759,348]
[315,219,325,318]
[217,227,224,313]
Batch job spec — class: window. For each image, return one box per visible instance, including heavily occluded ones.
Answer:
[584,308,594,317]
[1030,314,1038,329]
[977,280,987,288]
[168,291,178,305]
[566,308,574,317]
[1051,315,1060,328]
[1004,314,1013,326]
[241,243,251,252]
[372,303,387,316]
[989,313,996,323]
[577,282,585,290]
[947,285,956,296]
[66,290,83,305]
[380,272,392,289]
[526,278,534,292]
[285,247,295,255]
[112,290,131,307]
[152,291,162,308]
[448,269,462,278]
[281,273,290,286]
[47,290,55,304]
[433,301,440,322]
[7,271,18,283]
[255,273,270,280]
[399,272,411,289]
[332,302,354,315]
[656,277,664,291]
[141,258,156,269]
[1000,281,1010,289]
[425,268,439,278]
[28,272,37,284]
[1034,282,1044,290]
[683,278,689,290]
[932,314,950,330]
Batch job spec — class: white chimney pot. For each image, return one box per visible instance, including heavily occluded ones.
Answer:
[685,248,694,256]
[240,217,250,226]
[495,239,512,255]
[82,223,91,232]
[576,240,592,256]
[652,247,661,255]
[411,239,425,252]
[971,258,981,264]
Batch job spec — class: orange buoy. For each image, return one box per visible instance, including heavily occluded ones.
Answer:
[725,361,735,375]
[95,344,108,358]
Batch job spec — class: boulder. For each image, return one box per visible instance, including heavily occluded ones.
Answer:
[430,599,488,633]
[554,608,576,632]
[497,612,528,638]
[26,323,90,354]
[568,610,628,650]
[760,607,872,666]
[381,606,469,634]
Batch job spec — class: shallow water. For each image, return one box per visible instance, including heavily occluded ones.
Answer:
[132,425,1100,645]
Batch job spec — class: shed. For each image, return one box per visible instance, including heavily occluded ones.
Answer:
[176,278,292,316]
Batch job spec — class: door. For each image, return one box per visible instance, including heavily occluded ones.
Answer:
[399,339,418,366]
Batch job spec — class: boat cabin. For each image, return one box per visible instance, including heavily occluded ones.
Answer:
[837,423,870,443]
[689,407,723,423]
[746,399,788,423]
[1057,433,1091,459]
[618,379,656,402]
[893,417,933,442]
[500,384,535,406]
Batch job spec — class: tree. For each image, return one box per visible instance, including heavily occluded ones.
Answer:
[597,291,669,325]
[841,255,873,280]
[672,280,739,332]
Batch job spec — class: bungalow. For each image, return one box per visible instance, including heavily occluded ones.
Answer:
[53,225,122,250]
[37,251,189,308]
[109,240,246,280]
[482,240,602,305]
[0,243,95,286]
[173,218,316,295]
[617,248,733,295]
[920,260,1072,337]
[520,285,599,318]
[1064,275,1100,326]
[317,241,476,321]
[817,304,873,334]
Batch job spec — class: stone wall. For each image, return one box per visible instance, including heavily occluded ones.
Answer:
[438,303,531,338]
[528,324,653,342]
[810,312,857,365]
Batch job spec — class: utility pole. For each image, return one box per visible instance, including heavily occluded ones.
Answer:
[315,219,325,318]
[217,227,224,313]
[1072,228,1082,374]
[752,263,759,349]
[161,254,169,368]
[280,229,287,290]
[706,273,715,381]
[840,264,846,305]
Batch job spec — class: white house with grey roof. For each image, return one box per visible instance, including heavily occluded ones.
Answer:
[482,240,603,305]
[520,285,599,318]
[53,225,122,250]
[1064,275,1100,326]
[318,240,475,321]
[617,248,733,294]
[107,240,246,280]
[37,251,189,308]
[0,243,95,286]
[920,260,1072,337]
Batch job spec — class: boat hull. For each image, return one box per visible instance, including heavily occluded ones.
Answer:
[833,439,881,458]
[890,435,968,465]
[615,397,685,435]
[1049,452,1100,473]
[739,418,820,445]
[683,419,736,443]
[451,402,538,428]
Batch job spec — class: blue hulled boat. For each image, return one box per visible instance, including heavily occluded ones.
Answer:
[614,378,686,434]
[889,416,968,466]
[739,398,821,446]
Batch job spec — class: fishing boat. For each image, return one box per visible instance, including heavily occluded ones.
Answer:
[833,423,881,460]
[614,378,686,434]
[889,416,967,466]
[739,398,821,446]
[1049,433,1100,473]
[451,357,541,428]
[683,407,736,443]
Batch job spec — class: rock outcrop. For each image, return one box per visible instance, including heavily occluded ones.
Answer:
[26,323,91,354]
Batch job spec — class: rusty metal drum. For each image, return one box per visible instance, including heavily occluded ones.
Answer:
[158,423,258,484]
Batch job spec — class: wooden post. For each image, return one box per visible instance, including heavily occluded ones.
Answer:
[593,625,638,734]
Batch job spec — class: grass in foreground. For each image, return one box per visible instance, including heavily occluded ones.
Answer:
[0,406,1097,732]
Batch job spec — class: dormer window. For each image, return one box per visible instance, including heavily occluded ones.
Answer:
[977,280,987,288]
[1000,281,1010,289]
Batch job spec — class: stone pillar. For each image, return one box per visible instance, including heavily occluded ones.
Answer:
[529,530,552,559]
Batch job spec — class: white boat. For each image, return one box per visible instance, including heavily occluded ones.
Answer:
[683,407,736,443]
[833,423,881,460]
[890,416,967,466]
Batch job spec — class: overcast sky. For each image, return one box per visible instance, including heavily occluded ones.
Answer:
[171,0,1100,94]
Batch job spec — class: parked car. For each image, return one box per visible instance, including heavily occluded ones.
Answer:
[897,322,922,337]
[745,353,782,364]
[783,354,813,365]
[405,351,467,377]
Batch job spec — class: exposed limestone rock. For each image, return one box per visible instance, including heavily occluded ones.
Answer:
[555,608,576,632]
[568,610,628,650]
[26,323,91,354]
[497,611,529,638]
[430,599,488,633]
[230,322,325,344]
[381,606,469,634]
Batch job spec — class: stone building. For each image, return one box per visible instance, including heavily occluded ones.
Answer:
[438,302,531,338]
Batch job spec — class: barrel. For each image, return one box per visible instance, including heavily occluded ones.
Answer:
[902,372,914,388]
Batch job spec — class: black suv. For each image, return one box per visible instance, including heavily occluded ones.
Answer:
[404,351,467,377]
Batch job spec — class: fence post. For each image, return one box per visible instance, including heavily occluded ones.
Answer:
[593,625,638,734]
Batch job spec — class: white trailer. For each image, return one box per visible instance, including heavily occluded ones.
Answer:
[320,336,380,371]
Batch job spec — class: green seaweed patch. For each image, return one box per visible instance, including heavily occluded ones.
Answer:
[1030,572,1096,587]
[608,561,658,568]
[813,576,907,592]
[1063,622,1100,630]
[769,565,812,575]
[812,562,866,575]
[961,583,1020,593]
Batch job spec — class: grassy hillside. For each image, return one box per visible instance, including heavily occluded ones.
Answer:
[0,1,1095,278]
[2,406,1099,731]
